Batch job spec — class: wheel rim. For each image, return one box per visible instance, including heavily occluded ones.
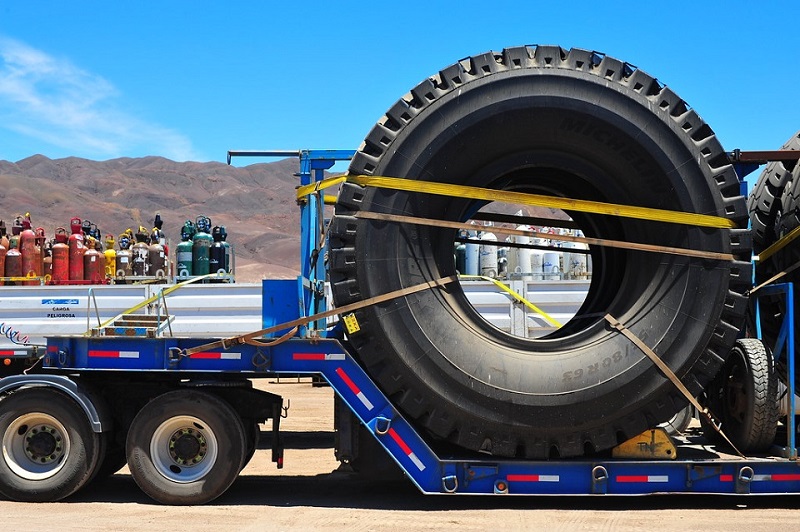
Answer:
[2,412,71,481]
[150,415,218,483]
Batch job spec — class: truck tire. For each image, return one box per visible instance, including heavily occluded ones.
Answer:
[757,154,800,380]
[330,46,751,458]
[0,387,103,501]
[703,339,778,452]
[126,390,245,505]
[748,131,800,253]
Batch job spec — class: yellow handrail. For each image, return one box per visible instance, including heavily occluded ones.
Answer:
[459,275,562,328]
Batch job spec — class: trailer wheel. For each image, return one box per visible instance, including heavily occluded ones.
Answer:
[0,387,103,501]
[330,45,750,458]
[704,339,779,452]
[241,421,260,471]
[126,390,245,505]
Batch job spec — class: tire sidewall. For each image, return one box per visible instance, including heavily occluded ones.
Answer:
[0,388,100,502]
[126,390,245,505]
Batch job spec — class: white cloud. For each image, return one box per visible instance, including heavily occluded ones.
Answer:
[0,36,200,161]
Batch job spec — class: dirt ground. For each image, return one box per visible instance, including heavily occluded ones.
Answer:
[2,379,800,531]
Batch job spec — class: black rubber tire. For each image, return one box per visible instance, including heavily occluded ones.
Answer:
[241,421,260,471]
[330,46,751,458]
[658,405,693,436]
[748,131,800,253]
[89,442,127,483]
[0,388,103,501]
[126,390,245,505]
[755,136,800,383]
[704,339,778,452]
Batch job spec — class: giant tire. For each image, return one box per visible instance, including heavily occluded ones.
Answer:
[330,46,751,458]
[748,131,800,253]
[751,132,800,382]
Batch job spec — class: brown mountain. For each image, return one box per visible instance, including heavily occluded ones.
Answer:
[0,155,308,281]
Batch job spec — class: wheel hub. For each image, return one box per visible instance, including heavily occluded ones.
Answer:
[168,428,207,466]
[24,424,64,464]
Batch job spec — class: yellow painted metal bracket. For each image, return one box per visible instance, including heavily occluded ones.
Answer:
[611,428,677,460]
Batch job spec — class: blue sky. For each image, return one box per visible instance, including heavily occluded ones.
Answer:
[1,1,799,183]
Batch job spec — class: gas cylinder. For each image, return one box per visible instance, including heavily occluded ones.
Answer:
[176,220,195,278]
[19,214,37,285]
[83,237,103,283]
[9,217,22,251]
[479,231,498,278]
[104,235,117,278]
[149,216,167,278]
[209,226,226,274]
[116,233,133,279]
[455,241,466,274]
[148,238,167,278]
[132,227,150,276]
[219,226,231,274]
[68,217,85,281]
[96,239,106,281]
[51,229,69,283]
[464,229,479,276]
[0,220,8,254]
[5,246,21,285]
[34,227,45,276]
[0,241,5,286]
[192,216,212,276]
[42,239,53,281]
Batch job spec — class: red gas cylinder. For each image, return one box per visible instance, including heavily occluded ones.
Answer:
[51,229,69,283]
[0,220,9,255]
[42,240,53,281]
[19,215,37,285]
[83,237,104,283]
[0,242,6,286]
[68,217,85,282]
[5,247,22,285]
[34,227,45,278]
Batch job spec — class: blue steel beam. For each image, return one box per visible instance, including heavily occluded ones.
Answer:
[42,334,800,496]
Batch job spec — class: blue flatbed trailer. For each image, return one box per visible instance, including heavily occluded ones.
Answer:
[0,149,798,504]
[27,332,800,497]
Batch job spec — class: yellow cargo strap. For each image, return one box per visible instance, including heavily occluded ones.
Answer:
[345,175,736,229]
[459,275,561,328]
[295,176,347,198]
[758,224,800,262]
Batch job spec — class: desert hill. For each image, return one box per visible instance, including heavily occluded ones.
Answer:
[0,155,307,281]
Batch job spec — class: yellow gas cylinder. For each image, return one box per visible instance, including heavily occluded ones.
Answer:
[104,235,117,278]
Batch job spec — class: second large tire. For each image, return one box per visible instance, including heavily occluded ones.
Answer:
[330,46,751,458]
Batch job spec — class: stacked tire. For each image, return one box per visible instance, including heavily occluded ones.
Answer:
[330,46,751,458]
[748,131,800,382]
